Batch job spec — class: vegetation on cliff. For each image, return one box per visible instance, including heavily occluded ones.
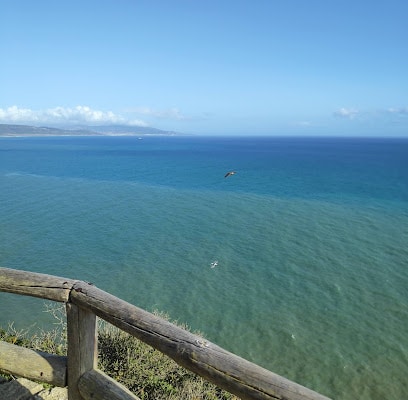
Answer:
[0,305,237,400]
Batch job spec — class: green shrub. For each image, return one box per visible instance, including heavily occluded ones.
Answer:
[98,323,238,399]
[0,305,239,400]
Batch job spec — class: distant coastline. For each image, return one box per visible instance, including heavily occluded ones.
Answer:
[0,123,182,137]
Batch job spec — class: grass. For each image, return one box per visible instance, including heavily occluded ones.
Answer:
[0,305,239,400]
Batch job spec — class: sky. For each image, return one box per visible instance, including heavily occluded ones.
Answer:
[1,0,407,136]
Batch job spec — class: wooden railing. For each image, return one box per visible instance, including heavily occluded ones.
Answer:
[0,267,331,400]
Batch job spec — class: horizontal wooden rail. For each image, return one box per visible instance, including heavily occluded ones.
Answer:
[78,369,140,400]
[0,267,78,302]
[0,267,331,400]
[0,341,67,386]
[69,281,329,400]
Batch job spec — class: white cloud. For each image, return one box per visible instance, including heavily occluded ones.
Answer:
[293,121,312,127]
[0,105,147,126]
[0,106,40,122]
[387,107,408,115]
[333,107,359,119]
[333,106,408,122]
[129,106,187,120]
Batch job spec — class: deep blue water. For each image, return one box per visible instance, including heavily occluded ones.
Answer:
[1,135,407,399]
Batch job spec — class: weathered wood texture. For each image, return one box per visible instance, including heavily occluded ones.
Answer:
[0,341,67,387]
[66,303,97,400]
[0,267,77,302]
[78,369,140,400]
[0,268,332,400]
[70,282,331,400]
[0,377,43,400]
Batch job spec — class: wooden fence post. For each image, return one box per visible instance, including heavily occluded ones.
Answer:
[66,303,97,400]
[0,269,332,399]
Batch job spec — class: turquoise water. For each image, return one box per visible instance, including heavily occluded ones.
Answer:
[1,136,407,399]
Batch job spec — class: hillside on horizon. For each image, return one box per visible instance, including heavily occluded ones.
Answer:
[0,123,180,137]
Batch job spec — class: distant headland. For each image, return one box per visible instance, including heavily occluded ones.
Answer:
[0,123,182,137]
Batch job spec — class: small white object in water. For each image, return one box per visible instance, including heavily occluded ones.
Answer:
[210,260,218,268]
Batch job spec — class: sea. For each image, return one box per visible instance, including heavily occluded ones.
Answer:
[0,135,407,399]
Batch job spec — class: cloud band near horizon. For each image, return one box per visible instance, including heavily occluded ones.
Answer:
[0,105,147,126]
[0,105,406,129]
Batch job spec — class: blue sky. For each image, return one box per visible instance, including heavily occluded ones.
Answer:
[1,0,407,136]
